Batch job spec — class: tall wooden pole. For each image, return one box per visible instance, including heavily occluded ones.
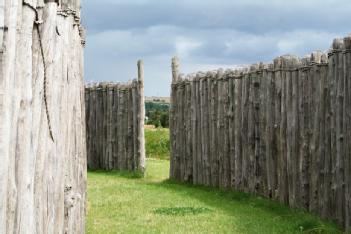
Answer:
[138,60,146,173]
[170,56,180,178]
[172,56,180,83]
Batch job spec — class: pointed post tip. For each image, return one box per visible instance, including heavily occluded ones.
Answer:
[172,56,180,82]
[137,59,144,83]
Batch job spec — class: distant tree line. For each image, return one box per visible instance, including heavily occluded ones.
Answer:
[145,102,170,128]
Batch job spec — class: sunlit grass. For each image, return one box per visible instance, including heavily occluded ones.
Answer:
[86,159,341,234]
[145,128,170,160]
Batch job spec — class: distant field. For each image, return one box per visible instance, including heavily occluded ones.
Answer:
[86,159,341,234]
[145,128,170,160]
[145,96,170,104]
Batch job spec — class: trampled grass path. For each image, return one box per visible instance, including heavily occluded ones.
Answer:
[86,159,341,234]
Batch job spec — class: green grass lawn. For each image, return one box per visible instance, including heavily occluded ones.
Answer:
[145,128,170,160]
[86,159,341,234]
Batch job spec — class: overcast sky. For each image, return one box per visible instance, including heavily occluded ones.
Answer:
[82,0,351,96]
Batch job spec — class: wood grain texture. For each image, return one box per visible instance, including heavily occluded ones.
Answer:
[0,0,86,233]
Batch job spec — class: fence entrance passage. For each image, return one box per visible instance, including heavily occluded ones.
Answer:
[169,35,351,231]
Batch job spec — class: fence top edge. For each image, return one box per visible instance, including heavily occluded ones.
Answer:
[172,34,351,84]
[85,79,139,90]
[171,62,329,85]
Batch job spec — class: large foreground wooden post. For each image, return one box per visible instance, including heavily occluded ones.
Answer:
[0,1,86,233]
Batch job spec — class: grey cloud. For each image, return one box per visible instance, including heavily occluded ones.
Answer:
[85,26,341,96]
[82,0,351,96]
[82,0,351,34]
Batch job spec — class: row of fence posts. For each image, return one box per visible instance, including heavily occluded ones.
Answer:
[169,35,351,231]
[85,60,146,173]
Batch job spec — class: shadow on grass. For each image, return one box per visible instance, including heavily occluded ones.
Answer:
[88,170,144,179]
[153,207,213,216]
[147,179,343,234]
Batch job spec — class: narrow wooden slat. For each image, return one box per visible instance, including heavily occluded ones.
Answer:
[265,64,276,198]
[228,74,235,188]
[196,74,203,185]
[343,35,351,231]
[115,85,120,170]
[291,58,300,207]
[210,72,219,186]
[223,74,230,188]
[234,71,243,190]
[185,79,193,182]
[191,76,198,183]
[241,69,250,192]
[258,64,267,195]
[309,52,322,214]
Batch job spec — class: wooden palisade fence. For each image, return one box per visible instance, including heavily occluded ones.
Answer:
[85,60,146,172]
[170,35,351,231]
[0,0,86,233]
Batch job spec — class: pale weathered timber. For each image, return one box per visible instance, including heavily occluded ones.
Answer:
[210,72,218,186]
[0,0,86,233]
[234,70,243,190]
[217,73,224,187]
[241,68,250,192]
[228,71,235,187]
[169,34,351,231]
[137,60,146,172]
[265,63,276,199]
[0,0,3,50]
[343,35,351,230]
[85,61,145,173]
[170,57,179,178]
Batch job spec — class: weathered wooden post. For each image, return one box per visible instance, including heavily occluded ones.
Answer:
[172,56,180,82]
[343,34,351,232]
[0,0,7,229]
[0,0,3,50]
[137,59,146,173]
[0,1,86,233]
[170,56,180,178]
